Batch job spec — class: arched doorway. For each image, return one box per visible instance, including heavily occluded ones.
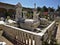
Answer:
[8,9,16,20]
[0,8,7,18]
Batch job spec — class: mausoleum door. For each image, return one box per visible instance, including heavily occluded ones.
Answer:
[0,8,7,18]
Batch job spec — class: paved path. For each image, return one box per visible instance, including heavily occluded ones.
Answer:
[0,31,14,45]
[56,21,60,44]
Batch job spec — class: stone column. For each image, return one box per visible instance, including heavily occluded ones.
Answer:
[18,30,21,41]
[21,32,23,42]
[22,32,25,44]
[24,33,26,44]
[26,34,29,45]
[35,36,42,45]
[31,35,33,45]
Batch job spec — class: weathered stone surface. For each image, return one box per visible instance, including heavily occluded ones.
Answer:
[56,21,60,44]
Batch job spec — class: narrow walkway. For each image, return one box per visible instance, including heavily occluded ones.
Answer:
[0,31,14,45]
[56,21,60,44]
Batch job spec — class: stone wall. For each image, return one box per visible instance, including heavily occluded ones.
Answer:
[0,21,56,45]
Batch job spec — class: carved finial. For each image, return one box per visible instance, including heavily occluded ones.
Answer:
[16,2,22,8]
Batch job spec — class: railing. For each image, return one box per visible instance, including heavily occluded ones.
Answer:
[0,21,56,45]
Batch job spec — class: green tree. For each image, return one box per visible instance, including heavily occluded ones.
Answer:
[26,13,30,18]
[37,7,41,12]
[48,7,55,12]
[56,5,60,12]
[5,12,10,18]
[26,11,33,19]
[42,6,48,12]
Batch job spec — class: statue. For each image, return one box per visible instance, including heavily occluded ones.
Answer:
[15,2,22,21]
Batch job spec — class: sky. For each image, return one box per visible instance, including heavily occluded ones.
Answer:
[0,0,60,9]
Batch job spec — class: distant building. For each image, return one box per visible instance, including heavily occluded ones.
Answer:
[0,2,16,19]
[0,2,33,19]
